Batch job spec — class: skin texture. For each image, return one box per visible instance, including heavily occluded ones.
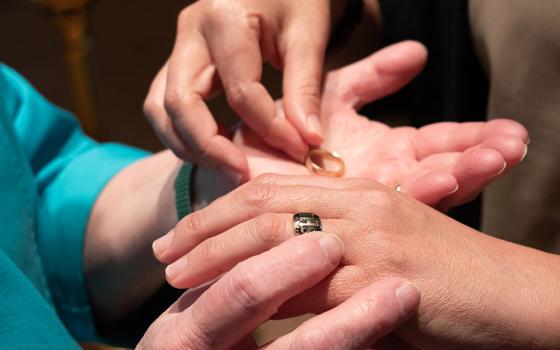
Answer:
[154,175,560,350]
[137,233,421,350]
[143,0,340,179]
[84,151,182,324]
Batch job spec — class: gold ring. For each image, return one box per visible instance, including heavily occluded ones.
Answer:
[305,148,345,177]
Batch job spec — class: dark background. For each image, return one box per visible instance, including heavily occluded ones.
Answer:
[1,0,201,151]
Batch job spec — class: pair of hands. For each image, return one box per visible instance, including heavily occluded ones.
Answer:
[187,41,528,212]
[144,1,527,209]
[139,232,420,349]
[140,1,532,348]
[151,174,558,350]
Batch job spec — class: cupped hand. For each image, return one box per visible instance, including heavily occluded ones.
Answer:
[223,41,528,209]
[143,0,336,180]
[139,232,420,350]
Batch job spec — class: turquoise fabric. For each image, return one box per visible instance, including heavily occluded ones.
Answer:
[0,64,148,348]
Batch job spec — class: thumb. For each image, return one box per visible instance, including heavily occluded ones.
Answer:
[324,40,428,111]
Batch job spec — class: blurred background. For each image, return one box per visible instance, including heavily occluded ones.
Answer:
[0,0,255,153]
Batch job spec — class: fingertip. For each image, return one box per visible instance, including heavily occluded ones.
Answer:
[305,114,325,145]
[403,171,458,207]
[318,233,345,264]
[482,134,528,166]
[459,148,505,177]
[282,98,324,146]
[376,40,428,77]
[152,230,175,264]
[486,118,529,144]
[396,281,421,314]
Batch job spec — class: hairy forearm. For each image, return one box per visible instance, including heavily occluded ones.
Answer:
[84,150,182,324]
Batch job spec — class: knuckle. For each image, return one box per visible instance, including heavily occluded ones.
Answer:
[198,238,219,264]
[254,173,281,185]
[291,327,335,350]
[163,89,183,116]
[361,187,392,212]
[178,6,198,26]
[253,213,288,247]
[175,324,212,350]
[225,80,252,111]
[165,92,201,122]
[228,268,270,315]
[296,78,321,100]
[141,318,208,350]
[142,97,160,120]
[240,182,275,209]
[181,211,206,238]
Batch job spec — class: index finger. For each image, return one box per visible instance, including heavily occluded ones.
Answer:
[202,19,309,162]
[166,28,248,178]
[176,232,345,350]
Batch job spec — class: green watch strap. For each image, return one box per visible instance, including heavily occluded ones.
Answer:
[174,163,194,220]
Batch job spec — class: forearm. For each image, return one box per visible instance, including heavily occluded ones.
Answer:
[84,150,183,324]
[400,225,560,350]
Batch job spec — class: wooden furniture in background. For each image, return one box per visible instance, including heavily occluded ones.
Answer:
[31,0,99,137]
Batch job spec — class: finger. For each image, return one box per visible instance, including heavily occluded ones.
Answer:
[174,232,345,350]
[266,278,420,350]
[414,119,528,159]
[399,170,458,207]
[203,20,309,162]
[166,28,248,178]
[438,148,506,210]
[144,64,196,160]
[323,41,427,113]
[154,177,371,263]
[282,15,329,145]
[473,133,527,167]
[165,213,346,288]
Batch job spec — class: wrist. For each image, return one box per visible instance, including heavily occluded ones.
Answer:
[192,165,238,212]
[405,230,560,350]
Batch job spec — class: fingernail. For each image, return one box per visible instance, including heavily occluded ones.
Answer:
[396,282,420,313]
[319,234,345,264]
[166,256,188,284]
[497,161,507,175]
[449,184,459,194]
[307,114,324,141]
[520,144,528,162]
[153,230,174,259]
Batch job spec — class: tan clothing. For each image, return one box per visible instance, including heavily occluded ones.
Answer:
[470,0,560,253]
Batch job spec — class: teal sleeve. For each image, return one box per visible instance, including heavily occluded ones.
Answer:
[0,64,149,341]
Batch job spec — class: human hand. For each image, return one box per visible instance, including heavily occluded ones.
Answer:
[195,41,528,210]
[154,175,560,349]
[143,0,340,180]
[139,232,420,349]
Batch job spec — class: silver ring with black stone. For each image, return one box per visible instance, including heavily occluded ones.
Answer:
[293,212,322,235]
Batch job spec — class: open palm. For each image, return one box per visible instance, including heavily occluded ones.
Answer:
[232,42,528,209]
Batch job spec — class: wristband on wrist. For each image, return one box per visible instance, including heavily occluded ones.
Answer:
[174,163,195,220]
[328,0,365,52]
